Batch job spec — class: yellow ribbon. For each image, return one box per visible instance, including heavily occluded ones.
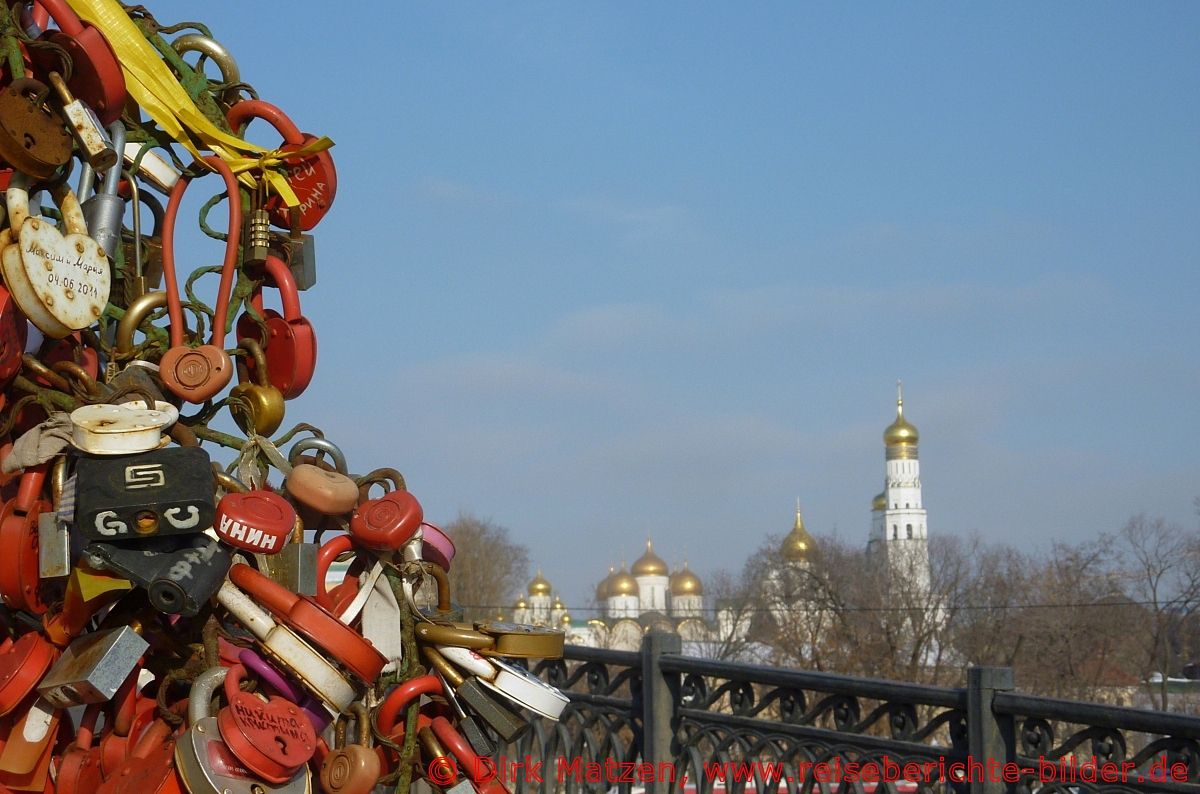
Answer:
[64,0,333,207]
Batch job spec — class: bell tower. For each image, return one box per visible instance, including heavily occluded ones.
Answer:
[868,382,931,595]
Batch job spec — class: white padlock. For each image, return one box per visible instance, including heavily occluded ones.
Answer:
[2,172,110,338]
[69,400,179,455]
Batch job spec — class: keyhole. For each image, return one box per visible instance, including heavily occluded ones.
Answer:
[274,735,289,756]
[23,132,35,150]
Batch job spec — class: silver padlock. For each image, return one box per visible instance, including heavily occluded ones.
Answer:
[80,121,127,260]
[285,208,316,291]
[47,71,117,170]
[175,666,310,794]
[37,625,149,707]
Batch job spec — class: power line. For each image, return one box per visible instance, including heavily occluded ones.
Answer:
[454,598,1196,615]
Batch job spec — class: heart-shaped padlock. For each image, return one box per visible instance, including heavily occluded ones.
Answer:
[2,174,110,338]
[216,664,316,784]
[214,491,296,555]
[349,490,422,551]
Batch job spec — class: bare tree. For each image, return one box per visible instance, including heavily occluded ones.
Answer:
[439,512,531,622]
[1116,515,1200,710]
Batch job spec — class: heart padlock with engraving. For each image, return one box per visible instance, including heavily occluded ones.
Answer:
[1,174,110,338]
[214,491,296,555]
[216,664,315,784]
[349,490,423,551]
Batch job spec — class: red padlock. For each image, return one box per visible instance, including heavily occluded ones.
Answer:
[236,255,317,400]
[29,0,126,124]
[0,465,50,615]
[54,703,102,794]
[214,490,297,554]
[0,634,57,715]
[216,664,315,784]
[349,490,423,551]
[225,99,337,231]
[227,564,386,684]
[0,288,26,388]
[96,709,186,794]
[159,156,240,404]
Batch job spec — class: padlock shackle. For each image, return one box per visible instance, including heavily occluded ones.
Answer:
[261,255,304,321]
[226,99,305,146]
[187,665,227,724]
[234,337,271,388]
[171,34,241,85]
[99,121,125,195]
[430,716,483,782]
[31,0,84,36]
[15,463,47,515]
[375,675,442,735]
[74,703,102,750]
[315,534,353,611]
[161,156,242,349]
[288,437,347,473]
[5,172,31,231]
[114,290,167,357]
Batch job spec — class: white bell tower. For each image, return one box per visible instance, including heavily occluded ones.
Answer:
[868,382,931,595]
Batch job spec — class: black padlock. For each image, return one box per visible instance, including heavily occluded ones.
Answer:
[75,446,216,541]
[86,533,231,616]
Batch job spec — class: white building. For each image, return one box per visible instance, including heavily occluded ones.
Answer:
[867,383,932,596]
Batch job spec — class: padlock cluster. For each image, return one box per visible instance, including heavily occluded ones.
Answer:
[0,1,569,793]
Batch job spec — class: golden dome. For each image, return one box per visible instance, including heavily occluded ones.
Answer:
[552,596,564,610]
[609,567,638,596]
[669,562,703,596]
[514,596,527,610]
[631,540,669,577]
[560,613,571,626]
[595,567,615,601]
[872,491,886,511]
[781,506,815,562]
[883,382,919,449]
[527,570,551,596]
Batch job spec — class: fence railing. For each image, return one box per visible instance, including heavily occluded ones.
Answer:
[497,630,1200,794]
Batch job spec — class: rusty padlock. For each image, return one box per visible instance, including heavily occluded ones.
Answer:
[0,79,72,179]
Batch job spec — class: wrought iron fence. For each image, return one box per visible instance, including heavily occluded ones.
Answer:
[491,632,1200,794]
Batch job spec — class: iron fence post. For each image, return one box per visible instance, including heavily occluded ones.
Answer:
[967,666,1015,794]
[641,629,682,794]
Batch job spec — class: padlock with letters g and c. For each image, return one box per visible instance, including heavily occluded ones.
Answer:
[75,446,215,542]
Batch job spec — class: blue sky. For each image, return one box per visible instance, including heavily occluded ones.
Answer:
[164,3,1199,608]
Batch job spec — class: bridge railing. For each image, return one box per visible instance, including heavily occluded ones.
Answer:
[492,632,1200,794]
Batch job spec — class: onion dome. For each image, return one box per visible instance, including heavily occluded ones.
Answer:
[669,562,704,596]
[609,566,638,596]
[552,595,564,611]
[631,540,669,577]
[781,505,815,563]
[527,570,551,597]
[872,491,886,511]
[514,596,527,610]
[560,612,571,626]
[883,381,919,456]
[595,567,615,601]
